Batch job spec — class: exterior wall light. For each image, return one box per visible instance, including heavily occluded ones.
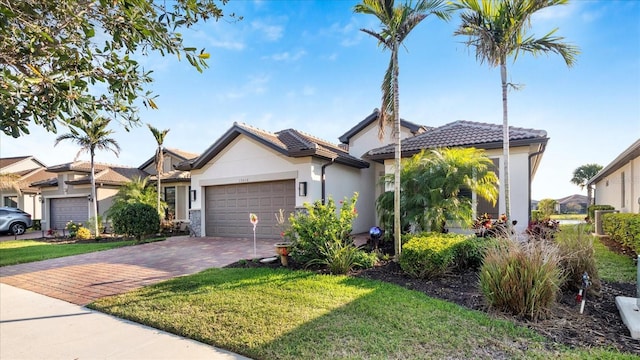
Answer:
[298,182,307,197]
[191,189,197,201]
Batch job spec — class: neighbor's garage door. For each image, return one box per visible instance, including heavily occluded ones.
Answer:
[50,198,89,230]
[205,180,295,238]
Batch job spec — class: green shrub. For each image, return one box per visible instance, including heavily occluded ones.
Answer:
[76,227,92,240]
[287,193,358,265]
[111,202,160,241]
[602,213,640,253]
[451,236,499,271]
[480,239,563,320]
[530,210,541,222]
[65,221,82,238]
[87,215,105,235]
[308,241,375,274]
[587,204,615,222]
[556,224,601,296]
[399,232,470,279]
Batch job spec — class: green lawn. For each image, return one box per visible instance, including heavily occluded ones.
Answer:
[90,267,637,359]
[0,239,135,266]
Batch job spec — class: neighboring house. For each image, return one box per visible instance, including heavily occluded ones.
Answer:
[586,138,640,214]
[178,109,548,237]
[32,162,148,230]
[0,156,54,219]
[555,194,588,214]
[138,148,198,221]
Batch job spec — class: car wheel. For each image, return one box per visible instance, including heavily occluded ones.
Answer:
[10,223,26,235]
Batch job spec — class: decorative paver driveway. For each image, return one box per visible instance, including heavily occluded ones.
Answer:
[0,236,279,305]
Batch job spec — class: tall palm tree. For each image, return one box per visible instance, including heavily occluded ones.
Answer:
[147,124,170,216]
[55,117,121,237]
[354,0,451,257]
[453,0,579,223]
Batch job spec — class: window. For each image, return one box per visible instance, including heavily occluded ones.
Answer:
[3,196,17,208]
[621,172,626,208]
[164,186,176,219]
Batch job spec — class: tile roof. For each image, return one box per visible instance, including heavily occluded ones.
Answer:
[366,120,548,160]
[177,122,369,170]
[65,166,148,186]
[148,170,191,183]
[19,168,57,192]
[138,148,199,170]
[0,156,31,169]
[338,109,429,144]
[46,161,109,173]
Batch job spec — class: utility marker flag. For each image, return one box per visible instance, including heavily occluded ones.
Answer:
[249,213,258,257]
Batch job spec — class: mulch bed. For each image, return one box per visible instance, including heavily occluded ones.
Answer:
[227,239,640,355]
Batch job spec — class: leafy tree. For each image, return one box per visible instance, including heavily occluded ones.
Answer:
[147,124,170,216]
[55,117,121,237]
[571,163,603,190]
[354,0,451,257]
[537,198,557,218]
[106,176,162,219]
[1,0,238,137]
[453,0,579,223]
[377,147,499,234]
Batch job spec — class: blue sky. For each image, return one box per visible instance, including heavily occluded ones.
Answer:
[1,0,639,200]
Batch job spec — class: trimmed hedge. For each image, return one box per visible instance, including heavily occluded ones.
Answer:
[602,213,640,253]
[399,232,473,279]
[588,204,614,221]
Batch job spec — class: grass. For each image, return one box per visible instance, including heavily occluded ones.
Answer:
[551,214,587,221]
[558,224,637,283]
[90,267,637,359]
[0,239,135,266]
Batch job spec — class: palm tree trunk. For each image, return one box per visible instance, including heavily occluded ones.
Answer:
[90,150,99,238]
[501,62,511,224]
[157,147,162,218]
[392,43,402,258]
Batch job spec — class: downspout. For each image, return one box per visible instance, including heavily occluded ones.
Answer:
[528,143,547,223]
[321,158,336,205]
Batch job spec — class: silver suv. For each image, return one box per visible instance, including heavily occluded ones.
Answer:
[0,207,33,235]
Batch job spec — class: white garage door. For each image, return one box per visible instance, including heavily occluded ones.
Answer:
[205,180,295,238]
[50,197,89,230]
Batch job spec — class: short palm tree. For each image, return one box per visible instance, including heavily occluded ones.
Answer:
[354,0,451,257]
[106,176,161,220]
[377,147,498,233]
[452,0,579,223]
[147,124,170,217]
[55,117,121,237]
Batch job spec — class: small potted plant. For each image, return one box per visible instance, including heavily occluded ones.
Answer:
[274,242,292,266]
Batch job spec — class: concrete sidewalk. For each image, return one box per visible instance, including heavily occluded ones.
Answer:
[0,283,251,360]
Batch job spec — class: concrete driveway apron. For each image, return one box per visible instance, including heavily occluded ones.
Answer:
[0,236,279,305]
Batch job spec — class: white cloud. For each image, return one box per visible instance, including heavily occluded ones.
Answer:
[252,20,284,41]
[265,50,307,62]
[219,74,270,100]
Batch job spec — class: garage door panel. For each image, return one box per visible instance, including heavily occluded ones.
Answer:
[205,180,295,238]
[50,198,89,230]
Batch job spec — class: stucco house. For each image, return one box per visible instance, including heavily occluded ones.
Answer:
[586,138,640,214]
[178,110,549,238]
[32,161,149,230]
[1,147,196,232]
[138,148,198,221]
[0,156,56,220]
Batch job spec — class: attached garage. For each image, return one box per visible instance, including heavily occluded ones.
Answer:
[50,197,89,230]
[205,180,295,238]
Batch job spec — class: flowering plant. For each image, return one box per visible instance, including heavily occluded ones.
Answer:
[66,221,82,237]
[472,213,514,237]
[526,218,560,240]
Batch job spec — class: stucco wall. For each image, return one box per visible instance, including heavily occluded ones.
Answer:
[324,163,370,234]
[594,156,639,213]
